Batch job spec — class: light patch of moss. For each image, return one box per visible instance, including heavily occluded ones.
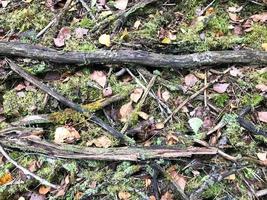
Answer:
[0,3,52,32]
[241,94,263,107]
[64,39,96,52]
[3,90,46,116]
[244,24,267,49]
[49,109,85,124]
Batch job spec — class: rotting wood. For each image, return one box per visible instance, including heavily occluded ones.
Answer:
[0,128,218,161]
[1,41,267,68]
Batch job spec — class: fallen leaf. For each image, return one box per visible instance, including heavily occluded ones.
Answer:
[39,186,51,195]
[120,29,129,41]
[130,88,143,103]
[167,133,179,145]
[149,196,156,200]
[137,111,149,120]
[54,27,71,47]
[155,122,164,130]
[230,67,242,77]
[256,84,267,92]
[99,34,111,47]
[29,193,45,200]
[224,174,236,180]
[14,83,26,91]
[87,135,112,148]
[257,152,267,161]
[188,117,203,134]
[162,90,170,102]
[0,172,12,185]
[1,1,9,7]
[54,126,80,144]
[118,191,131,200]
[54,38,65,47]
[160,191,173,200]
[213,83,229,93]
[114,0,128,10]
[18,197,26,200]
[75,27,88,38]
[169,170,187,191]
[258,112,267,123]
[185,74,198,87]
[119,101,133,122]
[133,20,141,29]
[103,87,112,97]
[90,71,107,88]
[161,37,171,44]
[262,43,267,51]
[250,12,267,23]
[145,178,151,187]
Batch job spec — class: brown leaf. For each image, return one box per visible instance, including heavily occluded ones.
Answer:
[257,152,267,161]
[230,67,242,77]
[118,191,131,200]
[54,27,71,47]
[14,83,26,91]
[130,88,143,103]
[90,71,107,88]
[54,37,65,47]
[119,101,133,122]
[169,170,187,191]
[137,111,149,120]
[256,84,267,92]
[250,12,267,23]
[114,0,128,10]
[213,83,229,93]
[184,74,198,87]
[39,186,51,195]
[160,191,173,200]
[54,126,80,144]
[155,122,164,130]
[87,135,112,148]
[258,112,267,123]
[74,27,88,39]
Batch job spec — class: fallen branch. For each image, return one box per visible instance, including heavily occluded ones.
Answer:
[0,144,58,189]
[1,42,267,68]
[0,128,218,161]
[6,59,135,145]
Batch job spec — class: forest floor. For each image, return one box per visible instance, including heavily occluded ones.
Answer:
[1,0,267,199]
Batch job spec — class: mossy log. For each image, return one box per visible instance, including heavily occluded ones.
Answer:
[0,128,217,161]
[1,41,267,68]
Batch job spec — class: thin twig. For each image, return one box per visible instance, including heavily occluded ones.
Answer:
[0,144,58,189]
[77,0,95,19]
[164,68,230,124]
[121,75,157,133]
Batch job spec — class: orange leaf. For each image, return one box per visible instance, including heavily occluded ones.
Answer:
[39,185,51,195]
[0,172,12,185]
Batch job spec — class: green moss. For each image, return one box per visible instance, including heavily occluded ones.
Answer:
[0,3,52,32]
[244,24,267,49]
[109,75,134,96]
[212,94,229,107]
[3,90,46,116]
[64,39,96,52]
[79,17,95,29]
[241,94,263,107]
[203,182,225,198]
[207,14,230,34]
[49,109,85,124]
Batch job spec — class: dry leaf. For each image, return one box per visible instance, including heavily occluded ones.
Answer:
[15,83,26,91]
[257,152,267,161]
[75,27,88,38]
[213,83,229,93]
[258,112,267,123]
[230,67,242,77]
[0,172,12,185]
[169,170,187,191]
[118,191,131,200]
[250,12,267,23]
[99,34,111,47]
[133,20,141,29]
[90,71,107,88]
[87,135,112,148]
[145,178,151,187]
[149,196,156,200]
[29,193,45,200]
[1,1,9,7]
[54,126,80,144]
[262,43,267,51]
[256,84,267,92]
[103,87,112,97]
[130,88,143,103]
[224,174,236,180]
[155,122,164,130]
[119,102,133,122]
[137,111,149,120]
[162,90,170,102]
[185,74,198,87]
[160,191,173,200]
[114,0,128,10]
[54,27,71,47]
[39,186,51,195]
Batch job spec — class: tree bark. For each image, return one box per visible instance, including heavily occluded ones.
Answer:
[1,41,267,69]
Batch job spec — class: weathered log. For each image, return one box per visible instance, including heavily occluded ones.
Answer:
[0,128,217,161]
[1,41,267,68]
